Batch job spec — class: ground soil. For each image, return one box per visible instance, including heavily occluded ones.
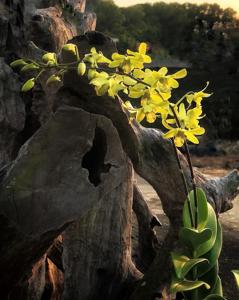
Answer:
[136,154,239,300]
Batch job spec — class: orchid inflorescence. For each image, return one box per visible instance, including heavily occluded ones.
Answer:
[11,42,211,148]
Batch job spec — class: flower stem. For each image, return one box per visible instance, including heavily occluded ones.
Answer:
[184,142,198,229]
[170,105,197,229]
[172,140,194,228]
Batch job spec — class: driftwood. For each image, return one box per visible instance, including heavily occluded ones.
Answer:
[0,106,142,298]
[132,183,161,272]
[62,164,141,300]
[54,38,239,297]
[0,0,239,299]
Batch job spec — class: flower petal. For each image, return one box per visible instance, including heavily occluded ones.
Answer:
[174,135,185,147]
[185,132,199,144]
[172,68,187,79]
[139,42,147,55]
[146,112,157,123]
[164,129,177,139]
[136,108,145,122]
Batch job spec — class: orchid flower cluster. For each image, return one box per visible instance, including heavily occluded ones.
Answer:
[11,42,211,147]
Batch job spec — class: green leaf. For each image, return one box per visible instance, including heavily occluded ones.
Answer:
[184,264,220,300]
[232,270,239,289]
[211,276,223,296]
[196,263,219,299]
[10,59,28,68]
[197,221,222,277]
[183,188,208,230]
[172,252,208,279]
[203,295,226,300]
[170,278,210,294]
[179,227,212,253]
[195,203,218,257]
[21,63,39,72]
[21,78,35,92]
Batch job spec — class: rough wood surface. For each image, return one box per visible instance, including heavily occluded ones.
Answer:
[0,106,136,297]
[0,0,238,298]
[63,162,141,300]
[53,33,239,298]
[0,58,25,168]
[132,183,161,272]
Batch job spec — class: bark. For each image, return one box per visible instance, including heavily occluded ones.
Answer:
[62,163,141,300]
[0,0,239,299]
[0,106,139,298]
[0,0,96,56]
[53,34,239,298]
[0,58,25,167]
[132,183,161,272]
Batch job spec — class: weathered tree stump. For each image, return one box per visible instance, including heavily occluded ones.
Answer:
[0,1,239,300]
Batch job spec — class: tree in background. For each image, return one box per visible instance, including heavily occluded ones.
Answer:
[89,0,239,140]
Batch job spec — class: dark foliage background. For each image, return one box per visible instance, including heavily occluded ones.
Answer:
[87,0,239,140]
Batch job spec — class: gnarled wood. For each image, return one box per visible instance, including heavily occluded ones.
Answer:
[1,0,239,298]
[132,183,161,272]
[0,106,135,298]
[51,32,239,299]
[62,162,141,300]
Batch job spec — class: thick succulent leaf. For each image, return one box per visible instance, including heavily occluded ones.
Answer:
[172,252,208,279]
[232,270,239,289]
[195,203,218,257]
[179,227,212,252]
[196,263,219,299]
[203,295,226,300]
[183,188,208,230]
[211,276,223,296]
[197,221,222,277]
[170,278,210,294]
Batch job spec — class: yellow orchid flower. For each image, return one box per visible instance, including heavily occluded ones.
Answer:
[126,42,152,69]
[163,103,205,146]
[143,67,187,94]
[108,53,132,73]
[109,43,151,73]
[84,47,111,68]
[90,72,125,98]
[186,82,212,107]
[164,127,205,147]
[128,83,147,98]
[165,103,203,129]
[136,91,169,123]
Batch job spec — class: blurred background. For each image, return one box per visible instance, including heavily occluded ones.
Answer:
[87,0,239,154]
